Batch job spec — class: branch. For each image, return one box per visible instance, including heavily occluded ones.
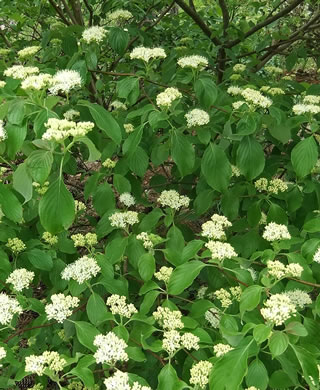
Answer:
[69,0,84,25]
[83,0,93,26]
[48,0,72,25]
[0,31,11,48]
[226,0,305,48]
[174,0,221,46]
[60,0,78,24]
[218,0,230,36]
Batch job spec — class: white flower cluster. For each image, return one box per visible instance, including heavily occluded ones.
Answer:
[205,240,237,261]
[264,66,283,74]
[267,260,303,279]
[136,232,153,250]
[42,231,58,245]
[231,165,241,177]
[107,9,133,24]
[21,73,53,91]
[292,104,320,115]
[124,123,134,133]
[106,294,137,319]
[82,26,106,44]
[25,351,66,376]
[232,100,246,110]
[241,88,272,109]
[313,247,320,263]
[0,80,5,88]
[110,100,127,110]
[162,330,199,355]
[18,46,40,58]
[189,361,213,388]
[61,256,101,284]
[71,232,97,247]
[213,343,233,357]
[205,309,220,328]
[303,95,320,104]
[64,109,80,121]
[45,294,79,323]
[119,192,135,207]
[94,332,128,365]
[177,55,208,69]
[0,120,7,141]
[75,200,86,213]
[153,307,184,330]
[49,69,82,95]
[130,47,166,62]
[156,87,182,108]
[260,86,284,96]
[201,214,232,240]
[42,118,94,141]
[6,237,26,253]
[157,190,190,210]
[4,65,39,79]
[102,158,117,169]
[285,289,312,308]
[185,108,210,127]
[0,346,6,361]
[0,293,23,325]
[109,211,139,229]
[254,177,288,194]
[263,222,291,241]
[214,288,232,308]
[154,266,173,283]
[6,268,34,291]
[227,86,242,96]
[246,387,259,390]
[104,370,152,390]
[261,293,296,326]
[233,63,246,73]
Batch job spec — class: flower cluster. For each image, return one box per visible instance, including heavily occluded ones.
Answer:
[153,307,184,330]
[136,232,153,249]
[0,293,23,325]
[61,256,101,284]
[49,69,82,95]
[124,123,134,133]
[213,288,232,308]
[227,86,242,96]
[241,88,272,109]
[156,87,182,108]
[262,222,291,241]
[42,118,94,141]
[205,309,221,328]
[162,330,200,355]
[130,47,166,62]
[110,100,127,110]
[45,294,79,323]
[104,370,151,390]
[157,190,190,210]
[0,346,6,364]
[18,46,40,58]
[189,361,213,388]
[285,289,312,308]
[201,214,232,240]
[106,294,137,319]
[64,109,80,121]
[185,108,210,127]
[260,86,284,96]
[82,26,106,44]
[42,231,58,245]
[119,192,135,207]
[6,268,34,291]
[33,181,49,195]
[303,95,320,104]
[261,293,296,326]
[154,266,173,284]
[231,165,241,177]
[4,65,39,79]
[254,177,288,194]
[94,332,128,365]
[75,200,86,213]
[21,73,53,91]
[6,237,26,253]
[0,120,7,141]
[233,63,246,73]
[102,158,117,169]
[107,9,133,24]
[71,232,97,247]
[213,343,233,357]
[25,351,66,376]
[177,55,208,69]
[313,247,320,263]
[0,80,5,88]
[205,240,237,261]
[109,211,139,229]
[267,260,303,279]
[264,66,283,74]
[292,104,320,115]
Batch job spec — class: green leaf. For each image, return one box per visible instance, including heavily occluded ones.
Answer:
[138,208,164,232]
[26,150,53,184]
[80,101,122,145]
[291,344,319,388]
[236,136,265,180]
[39,178,75,234]
[195,77,218,108]
[77,136,101,162]
[168,261,206,295]
[117,77,140,105]
[253,324,271,344]
[291,136,318,177]
[171,132,195,177]
[303,218,320,233]
[7,99,25,125]
[285,321,308,337]
[201,143,231,192]
[128,146,149,177]
[236,113,257,135]
[75,321,100,352]
[240,285,263,314]
[109,27,129,54]
[113,174,131,193]
[27,248,53,271]
[13,163,33,203]
[5,123,27,159]
[92,182,115,216]
[34,109,59,138]
[269,331,288,357]
[157,364,181,390]
[210,337,254,390]
[246,359,269,390]
[0,183,23,223]
[138,252,155,281]
[123,125,143,157]
[269,370,294,389]
[86,293,110,325]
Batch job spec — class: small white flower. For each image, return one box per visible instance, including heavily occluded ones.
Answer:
[154,266,173,284]
[227,86,242,96]
[109,211,139,229]
[233,63,246,73]
[156,87,182,108]
[4,65,39,80]
[213,343,233,357]
[285,289,312,308]
[205,241,237,261]
[0,346,6,361]
[21,73,53,91]
[18,46,40,58]
[0,120,7,141]
[313,247,320,263]
[261,293,296,325]
[25,351,66,376]
[185,109,210,127]
[292,104,320,115]
[153,307,183,330]
[205,309,220,328]
[130,47,166,62]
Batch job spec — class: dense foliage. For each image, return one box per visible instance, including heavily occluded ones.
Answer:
[0,1,320,389]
